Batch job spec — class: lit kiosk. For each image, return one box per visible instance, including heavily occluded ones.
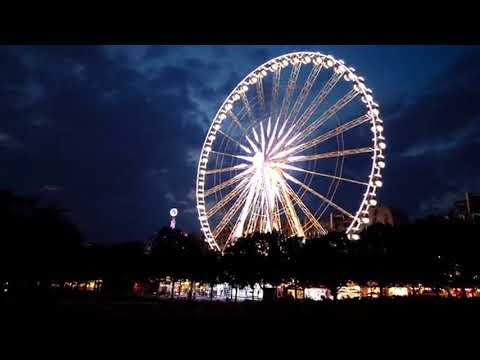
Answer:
[170,208,178,229]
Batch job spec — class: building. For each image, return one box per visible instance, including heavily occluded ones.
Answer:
[368,206,408,226]
[449,192,480,223]
[326,212,351,232]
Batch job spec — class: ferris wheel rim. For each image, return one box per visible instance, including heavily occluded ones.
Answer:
[196,51,386,252]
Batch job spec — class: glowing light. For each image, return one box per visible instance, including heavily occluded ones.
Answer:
[170,208,178,217]
[304,287,332,301]
[374,180,383,187]
[252,152,264,169]
[388,287,409,297]
[225,103,232,111]
[337,282,361,300]
[361,217,370,224]
[351,234,360,240]
[377,161,386,168]
[376,125,384,132]
[369,199,378,206]
[378,142,386,150]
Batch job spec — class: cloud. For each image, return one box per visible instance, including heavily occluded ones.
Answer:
[185,147,199,168]
[210,46,228,59]
[388,49,480,157]
[145,168,168,179]
[42,185,61,192]
[2,45,478,242]
[380,50,480,218]
[0,132,21,149]
[248,48,271,63]
[164,192,176,203]
[3,81,46,109]
[72,63,87,81]
[418,191,461,215]
[186,188,196,202]
[30,115,52,127]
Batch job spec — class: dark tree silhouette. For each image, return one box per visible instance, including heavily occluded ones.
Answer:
[0,190,83,292]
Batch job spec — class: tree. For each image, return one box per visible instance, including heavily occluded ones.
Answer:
[0,190,83,291]
[298,232,348,300]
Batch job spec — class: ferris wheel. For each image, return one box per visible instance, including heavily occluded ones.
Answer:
[196,51,386,252]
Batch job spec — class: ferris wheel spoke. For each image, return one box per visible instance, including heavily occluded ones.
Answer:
[288,64,323,125]
[282,171,354,220]
[290,71,343,132]
[283,180,327,235]
[286,114,372,156]
[261,188,274,233]
[256,192,266,233]
[240,92,255,124]
[286,147,374,163]
[260,121,266,153]
[245,135,260,154]
[228,110,249,134]
[271,195,282,231]
[277,162,369,186]
[204,163,249,175]
[204,168,254,197]
[231,174,260,238]
[268,121,297,158]
[207,176,251,218]
[270,67,281,121]
[293,88,360,145]
[265,114,282,154]
[217,129,252,154]
[246,186,263,234]
[255,77,266,113]
[212,186,250,239]
[275,172,305,237]
[278,62,301,123]
[210,150,254,162]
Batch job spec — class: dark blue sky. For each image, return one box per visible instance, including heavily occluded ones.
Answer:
[1,45,479,243]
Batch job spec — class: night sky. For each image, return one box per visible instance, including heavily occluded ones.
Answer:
[1,45,479,243]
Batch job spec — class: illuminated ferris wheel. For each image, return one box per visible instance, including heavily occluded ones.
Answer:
[196,52,386,252]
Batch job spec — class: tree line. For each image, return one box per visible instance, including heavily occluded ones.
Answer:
[1,190,479,297]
